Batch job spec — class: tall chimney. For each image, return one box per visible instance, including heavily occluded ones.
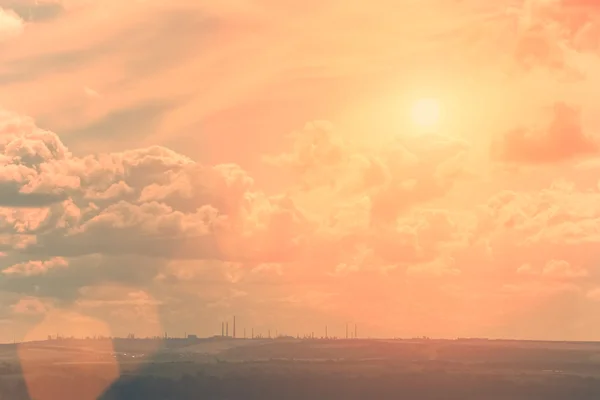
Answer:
[233,316,236,339]
[221,322,224,337]
[346,323,348,339]
[355,324,357,339]
[226,322,229,337]
[325,325,328,339]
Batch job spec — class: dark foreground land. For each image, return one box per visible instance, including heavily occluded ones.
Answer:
[3,338,600,399]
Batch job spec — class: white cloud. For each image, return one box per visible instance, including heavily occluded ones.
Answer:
[0,7,23,42]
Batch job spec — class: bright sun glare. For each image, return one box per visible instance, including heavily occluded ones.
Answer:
[410,98,441,128]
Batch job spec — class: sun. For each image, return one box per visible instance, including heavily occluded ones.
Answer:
[410,98,441,128]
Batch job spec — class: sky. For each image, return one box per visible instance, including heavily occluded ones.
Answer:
[2,0,600,342]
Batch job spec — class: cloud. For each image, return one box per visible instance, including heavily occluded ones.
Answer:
[472,181,600,267]
[0,109,73,206]
[11,296,50,315]
[0,1,64,22]
[2,256,67,276]
[492,183,600,245]
[270,121,470,225]
[491,102,599,164]
[516,259,589,279]
[0,7,23,42]
[406,256,460,278]
[4,0,600,341]
[83,86,100,98]
[542,259,588,278]
[517,262,536,275]
[0,108,311,264]
[0,102,483,339]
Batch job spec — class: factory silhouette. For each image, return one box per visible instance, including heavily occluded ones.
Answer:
[216,316,358,341]
[38,316,361,344]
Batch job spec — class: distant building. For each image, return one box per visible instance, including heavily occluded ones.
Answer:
[187,334,198,340]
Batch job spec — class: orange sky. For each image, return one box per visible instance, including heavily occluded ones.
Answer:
[1,0,600,341]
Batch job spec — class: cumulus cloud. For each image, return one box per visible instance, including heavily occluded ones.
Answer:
[4,0,600,341]
[270,121,470,225]
[0,105,481,340]
[477,181,600,247]
[2,256,67,276]
[492,102,598,163]
[0,110,315,263]
[0,109,73,206]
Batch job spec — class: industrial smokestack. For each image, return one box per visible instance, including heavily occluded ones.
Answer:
[221,322,224,337]
[355,324,357,339]
[325,325,328,339]
[346,323,348,339]
[233,316,236,339]
[226,322,229,337]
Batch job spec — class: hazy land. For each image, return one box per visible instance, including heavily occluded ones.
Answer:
[2,337,600,399]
